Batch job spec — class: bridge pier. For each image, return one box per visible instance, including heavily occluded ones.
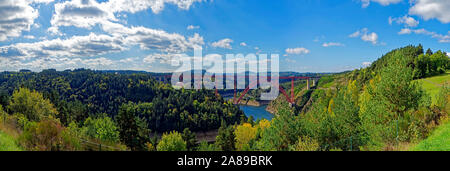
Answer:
[306,79,310,90]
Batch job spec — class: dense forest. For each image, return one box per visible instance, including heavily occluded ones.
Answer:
[0,69,245,150]
[0,45,448,151]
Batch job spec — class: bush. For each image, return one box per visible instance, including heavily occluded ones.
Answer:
[291,136,319,151]
[20,118,63,151]
[156,131,187,151]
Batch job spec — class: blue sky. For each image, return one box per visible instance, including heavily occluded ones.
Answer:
[0,0,449,72]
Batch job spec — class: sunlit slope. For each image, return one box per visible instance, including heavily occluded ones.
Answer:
[414,71,449,105]
[412,119,450,151]
[0,131,22,151]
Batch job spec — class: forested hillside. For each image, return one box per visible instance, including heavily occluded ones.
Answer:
[0,69,246,150]
[0,69,244,132]
[227,45,449,151]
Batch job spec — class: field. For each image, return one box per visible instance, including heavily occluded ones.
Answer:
[412,119,450,151]
[410,71,449,151]
[415,71,449,105]
[0,131,22,151]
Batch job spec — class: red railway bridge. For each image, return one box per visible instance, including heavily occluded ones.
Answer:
[155,74,320,105]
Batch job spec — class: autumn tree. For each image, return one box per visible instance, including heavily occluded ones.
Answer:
[234,123,257,151]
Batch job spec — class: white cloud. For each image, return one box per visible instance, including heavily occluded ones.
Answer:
[1,21,205,64]
[30,0,55,4]
[211,38,233,49]
[362,61,372,67]
[360,0,403,8]
[0,0,208,71]
[398,28,412,34]
[0,0,39,41]
[187,25,200,30]
[398,28,450,43]
[446,52,449,57]
[106,0,204,14]
[409,0,450,23]
[349,28,379,45]
[240,42,247,46]
[125,27,204,53]
[143,53,183,64]
[23,35,35,39]
[0,56,120,71]
[389,15,419,27]
[0,33,126,60]
[49,0,205,34]
[285,47,310,55]
[285,58,296,63]
[49,0,117,33]
[101,21,204,53]
[361,32,378,44]
[80,57,114,66]
[322,42,344,47]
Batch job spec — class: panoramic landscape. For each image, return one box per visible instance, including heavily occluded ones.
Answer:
[0,0,449,154]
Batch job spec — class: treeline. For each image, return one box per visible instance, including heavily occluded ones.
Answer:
[360,45,449,82]
[0,69,244,134]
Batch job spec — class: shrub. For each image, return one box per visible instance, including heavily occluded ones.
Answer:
[19,118,79,151]
[291,136,319,151]
[157,131,187,151]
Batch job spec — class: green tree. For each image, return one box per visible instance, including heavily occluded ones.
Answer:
[360,51,426,144]
[117,102,150,151]
[215,121,236,151]
[82,115,120,143]
[8,88,58,121]
[157,131,187,151]
[426,48,433,56]
[197,141,220,151]
[256,107,303,151]
[182,128,197,151]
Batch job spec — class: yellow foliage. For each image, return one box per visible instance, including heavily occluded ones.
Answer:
[234,123,257,151]
[146,142,155,151]
[9,88,58,122]
[293,136,319,151]
[257,119,271,130]
[328,99,335,117]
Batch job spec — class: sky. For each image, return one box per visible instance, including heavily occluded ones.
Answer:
[0,0,449,73]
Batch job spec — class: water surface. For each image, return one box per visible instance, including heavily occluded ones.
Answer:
[239,105,274,121]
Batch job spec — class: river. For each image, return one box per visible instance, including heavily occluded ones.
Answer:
[222,95,274,121]
[239,105,274,121]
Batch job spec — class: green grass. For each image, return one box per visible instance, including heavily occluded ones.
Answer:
[412,120,450,151]
[415,71,450,105]
[0,131,22,151]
